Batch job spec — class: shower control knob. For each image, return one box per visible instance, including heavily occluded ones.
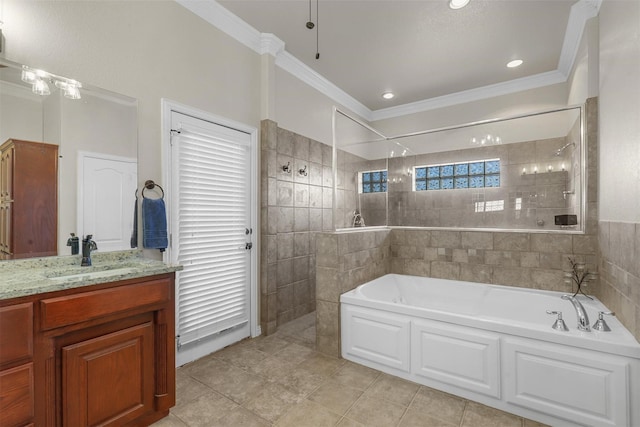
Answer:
[546,310,569,331]
[592,311,615,332]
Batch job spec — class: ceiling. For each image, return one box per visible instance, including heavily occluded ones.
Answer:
[217,0,579,112]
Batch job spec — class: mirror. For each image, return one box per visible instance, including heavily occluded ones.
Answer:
[333,106,584,232]
[0,58,138,259]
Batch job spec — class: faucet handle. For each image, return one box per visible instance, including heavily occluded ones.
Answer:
[546,310,569,331]
[592,311,615,332]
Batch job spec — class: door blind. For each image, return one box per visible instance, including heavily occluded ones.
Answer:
[175,127,250,347]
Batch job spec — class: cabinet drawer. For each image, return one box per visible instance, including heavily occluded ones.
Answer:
[0,303,33,365]
[40,277,171,330]
[0,363,34,427]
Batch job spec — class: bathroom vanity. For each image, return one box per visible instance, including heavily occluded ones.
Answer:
[0,251,181,426]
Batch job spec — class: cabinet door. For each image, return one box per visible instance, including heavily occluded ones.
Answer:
[0,363,34,427]
[62,322,154,427]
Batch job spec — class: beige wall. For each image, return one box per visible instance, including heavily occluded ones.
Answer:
[598,0,640,223]
[275,67,371,147]
[595,0,640,340]
[2,0,262,199]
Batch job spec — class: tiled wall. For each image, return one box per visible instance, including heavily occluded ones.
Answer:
[367,137,576,230]
[389,229,598,291]
[260,120,366,334]
[314,228,598,357]
[315,229,392,357]
[597,221,640,341]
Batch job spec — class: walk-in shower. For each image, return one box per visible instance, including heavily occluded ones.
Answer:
[331,105,586,232]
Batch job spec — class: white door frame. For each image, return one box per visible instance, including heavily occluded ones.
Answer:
[161,99,261,348]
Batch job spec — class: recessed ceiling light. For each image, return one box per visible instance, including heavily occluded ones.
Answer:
[449,0,470,10]
[382,92,395,100]
[507,59,523,68]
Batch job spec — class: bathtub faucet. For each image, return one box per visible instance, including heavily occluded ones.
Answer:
[561,294,590,331]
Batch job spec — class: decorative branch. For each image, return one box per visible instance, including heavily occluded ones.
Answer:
[565,257,595,299]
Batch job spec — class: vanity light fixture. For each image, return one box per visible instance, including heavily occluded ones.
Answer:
[55,79,82,100]
[21,65,82,99]
[382,91,395,100]
[449,0,470,9]
[507,59,523,68]
[471,134,501,146]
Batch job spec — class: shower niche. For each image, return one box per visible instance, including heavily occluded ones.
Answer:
[333,105,585,232]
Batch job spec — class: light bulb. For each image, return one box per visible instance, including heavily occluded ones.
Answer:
[64,84,81,99]
[449,0,470,9]
[21,67,37,84]
[32,79,51,96]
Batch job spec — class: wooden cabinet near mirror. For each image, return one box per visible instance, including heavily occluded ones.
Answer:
[0,139,58,259]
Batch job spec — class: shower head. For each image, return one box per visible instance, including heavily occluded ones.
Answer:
[554,141,575,156]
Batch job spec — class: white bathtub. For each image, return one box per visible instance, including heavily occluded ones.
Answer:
[340,274,640,427]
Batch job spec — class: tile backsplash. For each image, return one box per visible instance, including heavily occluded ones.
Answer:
[597,221,640,341]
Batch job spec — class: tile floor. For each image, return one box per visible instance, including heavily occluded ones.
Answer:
[152,313,549,427]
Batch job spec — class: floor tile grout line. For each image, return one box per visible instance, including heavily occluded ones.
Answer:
[395,385,421,427]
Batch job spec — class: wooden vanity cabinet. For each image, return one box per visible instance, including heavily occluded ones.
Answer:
[0,139,58,259]
[0,303,34,427]
[0,273,175,427]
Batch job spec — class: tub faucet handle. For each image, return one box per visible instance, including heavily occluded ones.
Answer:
[546,310,569,332]
[592,311,615,332]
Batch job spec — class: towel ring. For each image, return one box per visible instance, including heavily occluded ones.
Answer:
[142,180,165,199]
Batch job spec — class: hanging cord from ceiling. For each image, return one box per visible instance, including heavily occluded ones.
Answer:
[315,0,319,59]
[306,0,314,29]
[305,0,320,59]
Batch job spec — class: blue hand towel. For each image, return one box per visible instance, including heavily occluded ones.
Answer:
[142,197,168,252]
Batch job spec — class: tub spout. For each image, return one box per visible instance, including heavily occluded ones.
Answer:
[561,294,590,331]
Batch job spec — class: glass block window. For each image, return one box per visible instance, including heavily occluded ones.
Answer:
[360,170,387,193]
[414,159,500,191]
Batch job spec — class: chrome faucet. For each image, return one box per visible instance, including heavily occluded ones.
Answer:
[561,294,590,331]
[81,235,98,267]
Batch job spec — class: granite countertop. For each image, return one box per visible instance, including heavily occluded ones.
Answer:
[0,250,182,300]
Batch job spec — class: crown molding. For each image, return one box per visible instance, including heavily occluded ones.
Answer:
[177,0,599,123]
[260,33,285,56]
[371,70,567,121]
[275,51,371,120]
[557,0,602,77]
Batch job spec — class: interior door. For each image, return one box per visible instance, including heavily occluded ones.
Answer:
[169,111,254,366]
[78,153,137,251]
